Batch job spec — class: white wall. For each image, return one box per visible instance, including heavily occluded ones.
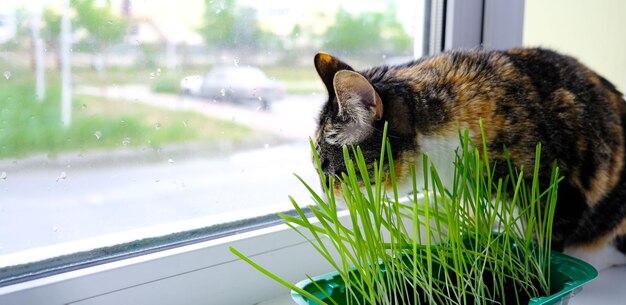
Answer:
[523,0,626,92]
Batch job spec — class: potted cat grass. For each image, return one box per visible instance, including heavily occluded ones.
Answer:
[230,127,597,305]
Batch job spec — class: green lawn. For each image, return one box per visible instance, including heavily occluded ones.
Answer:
[0,70,253,158]
[263,66,324,94]
[73,65,324,95]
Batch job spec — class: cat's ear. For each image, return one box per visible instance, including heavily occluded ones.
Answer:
[333,70,384,122]
[314,52,354,96]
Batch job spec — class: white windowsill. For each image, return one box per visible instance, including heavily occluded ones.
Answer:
[0,210,350,305]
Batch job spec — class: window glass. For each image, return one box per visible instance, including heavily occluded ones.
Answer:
[0,0,423,274]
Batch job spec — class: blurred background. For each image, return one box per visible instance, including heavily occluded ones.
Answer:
[0,0,421,260]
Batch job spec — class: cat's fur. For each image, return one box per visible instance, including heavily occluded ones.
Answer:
[312,48,626,269]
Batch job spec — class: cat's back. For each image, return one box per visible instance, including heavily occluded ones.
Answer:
[384,47,626,154]
[503,48,624,108]
[368,47,626,206]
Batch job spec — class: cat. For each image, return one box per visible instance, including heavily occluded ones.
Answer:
[312,47,626,270]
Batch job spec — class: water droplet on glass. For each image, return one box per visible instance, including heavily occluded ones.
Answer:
[122,137,131,146]
[156,68,161,76]
[56,171,67,182]
[52,226,59,232]
[149,72,155,79]
[220,88,226,96]
[183,120,188,127]
[82,103,87,109]
[233,59,239,67]
[215,8,222,14]
[168,158,174,163]
[3,71,10,80]
[0,171,7,180]
[154,122,161,130]
[107,20,113,25]
[94,130,102,139]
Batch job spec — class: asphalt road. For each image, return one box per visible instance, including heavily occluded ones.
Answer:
[0,90,326,258]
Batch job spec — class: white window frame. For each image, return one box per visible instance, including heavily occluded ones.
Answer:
[0,2,524,304]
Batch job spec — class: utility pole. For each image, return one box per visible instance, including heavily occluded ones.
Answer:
[60,0,72,127]
[31,2,45,101]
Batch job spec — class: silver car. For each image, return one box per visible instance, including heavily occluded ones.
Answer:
[180,75,203,96]
[199,66,286,110]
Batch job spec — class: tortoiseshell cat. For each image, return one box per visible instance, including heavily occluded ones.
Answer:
[312,48,626,270]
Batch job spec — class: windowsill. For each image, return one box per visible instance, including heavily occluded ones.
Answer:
[0,209,349,305]
[570,265,626,304]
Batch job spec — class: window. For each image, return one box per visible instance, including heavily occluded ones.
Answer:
[0,0,428,304]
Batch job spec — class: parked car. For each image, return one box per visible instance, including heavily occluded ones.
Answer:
[198,66,286,109]
[180,75,203,96]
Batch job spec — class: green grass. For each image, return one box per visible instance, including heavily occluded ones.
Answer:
[0,69,253,158]
[73,66,205,86]
[73,65,324,95]
[150,75,183,94]
[231,124,561,305]
[73,66,204,95]
[262,65,324,94]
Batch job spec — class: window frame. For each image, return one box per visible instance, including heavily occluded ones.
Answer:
[0,2,525,304]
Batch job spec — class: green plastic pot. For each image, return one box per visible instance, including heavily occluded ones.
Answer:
[291,250,597,305]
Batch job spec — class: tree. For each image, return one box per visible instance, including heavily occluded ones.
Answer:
[380,8,412,54]
[70,0,127,72]
[323,7,411,56]
[199,0,237,49]
[198,0,275,53]
[42,8,62,70]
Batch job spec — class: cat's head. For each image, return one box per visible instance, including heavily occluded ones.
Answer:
[312,53,414,195]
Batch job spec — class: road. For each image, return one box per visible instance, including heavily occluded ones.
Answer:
[0,89,327,262]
